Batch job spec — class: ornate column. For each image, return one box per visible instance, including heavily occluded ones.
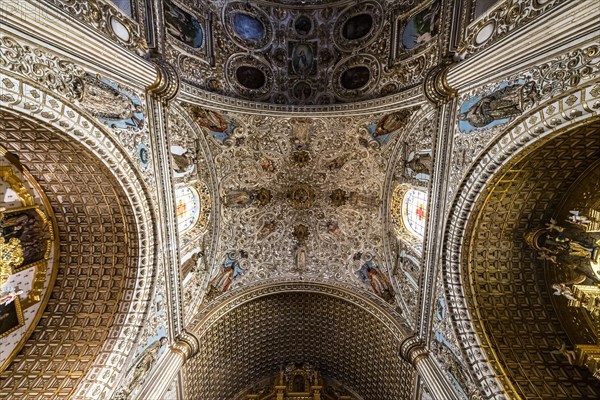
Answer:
[417,61,457,340]
[400,336,461,400]
[133,331,200,400]
[146,60,185,338]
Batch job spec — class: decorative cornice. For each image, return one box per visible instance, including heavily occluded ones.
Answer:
[148,60,180,102]
[423,61,457,105]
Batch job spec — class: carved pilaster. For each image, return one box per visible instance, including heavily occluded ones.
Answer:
[399,336,461,400]
[133,331,200,400]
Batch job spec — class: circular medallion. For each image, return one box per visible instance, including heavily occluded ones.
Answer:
[226,54,274,100]
[332,54,380,100]
[333,1,383,51]
[342,14,373,40]
[340,67,370,90]
[223,2,273,50]
[294,15,313,36]
[291,81,313,101]
[232,13,266,41]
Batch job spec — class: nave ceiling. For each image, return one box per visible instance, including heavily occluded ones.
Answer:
[0,1,599,400]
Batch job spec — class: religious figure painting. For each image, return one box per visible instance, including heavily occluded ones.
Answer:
[368,110,411,144]
[163,0,204,49]
[458,80,538,133]
[401,1,440,50]
[81,75,145,131]
[353,253,394,302]
[0,207,49,270]
[186,106,235,145]
[209,251,248,294]
[233,13,265,42]
[289,41,317,76]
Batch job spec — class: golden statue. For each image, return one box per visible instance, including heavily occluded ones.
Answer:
[0,236,23,291]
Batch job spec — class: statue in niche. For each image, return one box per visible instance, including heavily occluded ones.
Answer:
[223,188,271,208]
[256,220,277,241]
[293,244,308,273]
[291,119,312,150]
[459,81,538,130]
[223,189,253,207]
[171,148,196,174]
[113,337,168,399]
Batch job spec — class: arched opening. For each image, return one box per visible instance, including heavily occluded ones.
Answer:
[458,120,600,398]
[175,186,201,233]
[0,109,141,398]
[184,282,414,400]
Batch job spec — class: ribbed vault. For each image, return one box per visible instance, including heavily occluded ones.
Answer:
[183,289,414,400]
[464,120,600,398]
[0,110,139,399]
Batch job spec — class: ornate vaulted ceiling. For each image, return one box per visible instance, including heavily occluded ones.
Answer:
[1,0,599,399]
[465,121,600,398]
[183,290,414,400]
[189,108,415,297]
[164,0,440,105]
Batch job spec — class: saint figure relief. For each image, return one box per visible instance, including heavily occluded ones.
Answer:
[459,81,538,128]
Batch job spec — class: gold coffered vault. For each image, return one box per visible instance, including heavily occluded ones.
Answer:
[0,0,599,399]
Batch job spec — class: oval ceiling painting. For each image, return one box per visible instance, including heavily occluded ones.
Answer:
[294,15,312,36]
[342,14,373,40]
[340,66,371,90]
[233,13,265,42]
[236,66,266,89]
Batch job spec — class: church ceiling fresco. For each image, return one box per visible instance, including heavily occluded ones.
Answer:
[177,105,419,303]
[164,0,441,105]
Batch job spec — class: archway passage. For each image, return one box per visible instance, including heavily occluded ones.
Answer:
[183,291,414,400]
[0,110,139,399]
[465,120,600,398]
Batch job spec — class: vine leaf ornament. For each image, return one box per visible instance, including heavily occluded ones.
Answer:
[0,236,23,290]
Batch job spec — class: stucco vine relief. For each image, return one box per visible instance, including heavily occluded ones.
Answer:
[176,103,421,305]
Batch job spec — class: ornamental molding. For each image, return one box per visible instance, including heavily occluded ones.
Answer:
[441,81,600,399]
[179,82,427,116]
[41,0,148,54]
[0,69,157,400]
[189,279,414,342]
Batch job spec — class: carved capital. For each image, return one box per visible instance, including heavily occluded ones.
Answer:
[173,330,200,359]
[399,335,429,366]
[423,61,457,105]
[148,60,180,102]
